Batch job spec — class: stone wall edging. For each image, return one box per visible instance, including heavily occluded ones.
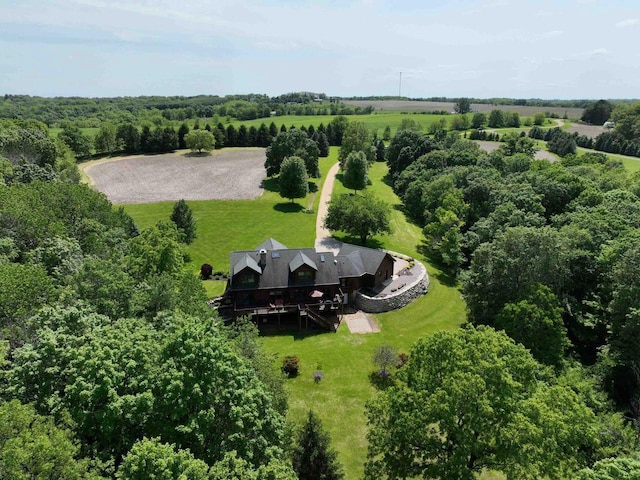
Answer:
[354,250,430,313]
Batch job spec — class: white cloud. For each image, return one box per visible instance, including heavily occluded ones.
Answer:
[616,18,639,27]
[592,48,608,56]
[543,30,563,38]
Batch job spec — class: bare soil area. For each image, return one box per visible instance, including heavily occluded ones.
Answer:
[566,123,606,138]
[342,100,584,120]
[83,148,266,204]
[474,140,558,161]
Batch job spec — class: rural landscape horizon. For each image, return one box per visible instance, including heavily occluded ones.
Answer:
[2,1,640,479]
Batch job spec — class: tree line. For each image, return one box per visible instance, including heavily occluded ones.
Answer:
[59,117,356,158]
[1,92,373,127]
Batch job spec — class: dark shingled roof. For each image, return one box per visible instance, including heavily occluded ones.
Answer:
[289,251,318,272]
[230,247,338,290]
[336,243,393,278]
[232,253,262,276]
[255,238,288,251]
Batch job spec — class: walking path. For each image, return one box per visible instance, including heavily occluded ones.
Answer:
[314,161,343,254]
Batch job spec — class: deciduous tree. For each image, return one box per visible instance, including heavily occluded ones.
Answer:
[365,326,600,480]
[278,156,309,203]
[454,97,472,114]
[324,192,391,245]
[265,129,319,177]
[342,150,368,193]
[185,129,215,153]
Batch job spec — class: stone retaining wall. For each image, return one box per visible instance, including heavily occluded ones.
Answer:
[355,252,430,313]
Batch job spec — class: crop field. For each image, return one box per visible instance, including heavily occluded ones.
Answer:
[342,99,585,120]
[82,148,266,204]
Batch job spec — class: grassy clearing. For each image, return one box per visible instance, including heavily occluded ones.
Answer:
[49,126,99,139]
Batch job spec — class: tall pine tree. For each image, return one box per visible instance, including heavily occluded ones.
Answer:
[292,411,343,480]
[170,199,196,244]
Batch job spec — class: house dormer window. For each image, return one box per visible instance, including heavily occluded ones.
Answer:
[237,272,257,286]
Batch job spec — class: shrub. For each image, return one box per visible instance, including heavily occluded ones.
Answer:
[313,371,324,383]
[200,263,213,280]
[282,356,300,377]
[398,353,409,367]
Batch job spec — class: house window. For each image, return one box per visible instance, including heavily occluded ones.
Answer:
[297,270,314,282]
[237,273,256,286]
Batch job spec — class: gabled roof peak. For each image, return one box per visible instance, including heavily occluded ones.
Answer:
[233,253,262,276]
[289,251,318,272]
[255,238,288,251]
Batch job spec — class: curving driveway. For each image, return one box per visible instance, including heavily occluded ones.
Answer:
[314,161,343,253]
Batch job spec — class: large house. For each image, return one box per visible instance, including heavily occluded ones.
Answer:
[225,238,394,331]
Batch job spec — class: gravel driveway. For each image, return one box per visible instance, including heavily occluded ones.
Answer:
[84,148,267,204]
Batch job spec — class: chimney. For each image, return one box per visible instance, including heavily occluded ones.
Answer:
[259,248,267,268]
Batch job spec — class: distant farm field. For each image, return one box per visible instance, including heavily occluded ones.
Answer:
[226,113,462,137]
[342,100,585,120]
[82,148,266,204]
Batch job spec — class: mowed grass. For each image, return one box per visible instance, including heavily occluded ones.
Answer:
[120,146,466,479]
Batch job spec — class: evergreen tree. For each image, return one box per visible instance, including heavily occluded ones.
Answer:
[257,123,271,147]
[383,125,391,141]
[140,125,151,152]
[226,125,237,147]
[177,123,190,149]
[292,411,344,480]
[170,199,196,244]
[248,125,258,147]
[376,139,386,161]
[237,125,249,147]
[269,122,279,139]
[317,132,330,157]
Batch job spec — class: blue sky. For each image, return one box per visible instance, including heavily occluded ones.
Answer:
[0,0,638,99]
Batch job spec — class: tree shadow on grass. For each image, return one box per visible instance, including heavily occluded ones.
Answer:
[416,242,459,288]
[183,151,212,157]
[273,202,304,213]
[258,326,329,341]
[261,177,279,193]
[392,203,423,228]
[335,172,345,186]
[368,371,396,391]
[333,233,384,250]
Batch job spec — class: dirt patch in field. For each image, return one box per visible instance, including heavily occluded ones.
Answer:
[566,123,606,138]
[342,100,584,120]
[474,140,558,161]
[83,148,266,204]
